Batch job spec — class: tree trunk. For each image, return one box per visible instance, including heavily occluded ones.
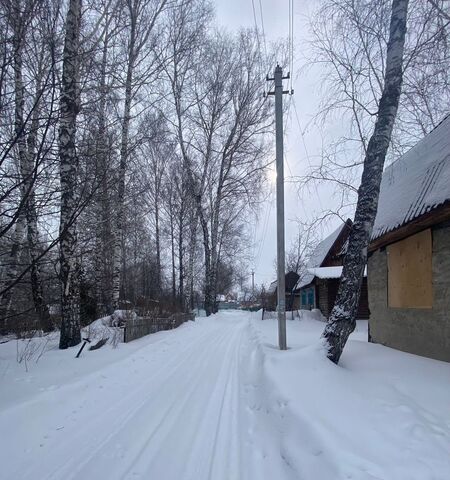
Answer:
[111,8,136,311]
[94,22,112,316]
[0,217,25,333]
[323,0,409,364]
[198,210,212,316]
[27,80,51,332]
[155,199,161,295]
[0,11,28,331]
[185,211,197,311]
[58,0,82,349]
[170,208,176,300]
[1,4,50,333]
[178,208,184,306]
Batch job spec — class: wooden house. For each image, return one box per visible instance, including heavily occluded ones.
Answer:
[266,271,300,311]
[368,115,450,362]
[296,219,370,319]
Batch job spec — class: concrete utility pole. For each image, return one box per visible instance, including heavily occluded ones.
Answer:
[267,65,292,351]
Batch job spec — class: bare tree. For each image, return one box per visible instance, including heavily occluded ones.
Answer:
[322,0,410,363]
[58,0,82,349]
[111,0,168,310]
[0,0,58,333]
[305,0,449,219]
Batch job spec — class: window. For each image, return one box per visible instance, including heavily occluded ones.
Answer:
[301,287,315,309]
[387,229,432,309]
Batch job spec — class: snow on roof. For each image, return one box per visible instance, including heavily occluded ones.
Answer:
[268,272,300,293]
[307,223,346,269]
[267,280,277,294]
[296,222,347,289]
[372,115,450,240]
[307,266,367,279]
[296,272,315,289]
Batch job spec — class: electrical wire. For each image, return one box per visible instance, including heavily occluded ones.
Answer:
[292,97,324,210]
[258,0,268,59]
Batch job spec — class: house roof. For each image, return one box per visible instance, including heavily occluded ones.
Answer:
[372,115,450,241]
[296,222,347,289]
[268,271,300,294]
[307,266,367,279]
[267,280,277,294]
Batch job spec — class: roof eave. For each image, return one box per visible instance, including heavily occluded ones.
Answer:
[369,201,450,252]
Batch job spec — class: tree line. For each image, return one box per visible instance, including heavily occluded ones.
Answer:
[0,0,278,348]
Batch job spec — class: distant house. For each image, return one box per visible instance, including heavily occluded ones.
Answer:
[296,219,369,319]
[266,271,300,311]
[368,115,450,362]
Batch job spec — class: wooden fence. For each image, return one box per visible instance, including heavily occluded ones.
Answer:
[123,312,195,343]
[261,308,300,320]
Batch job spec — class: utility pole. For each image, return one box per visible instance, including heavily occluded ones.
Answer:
[266,65,292,351]
[251,270,255,294]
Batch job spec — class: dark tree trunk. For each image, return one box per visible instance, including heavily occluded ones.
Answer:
[170,211,176,300]
[59,0,82,349]
[27,69,51,332]
[323,0,409,364]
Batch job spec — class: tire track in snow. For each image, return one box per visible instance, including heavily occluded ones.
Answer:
[3,313,300,480]
[54,323,230,480]
[107,322,243,480]
[11,322,226,480]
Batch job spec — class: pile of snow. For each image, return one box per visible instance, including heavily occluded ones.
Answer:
[248,311,450,479]
[0,310,448,479]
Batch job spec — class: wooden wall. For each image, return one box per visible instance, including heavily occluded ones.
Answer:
[315,277,369,319]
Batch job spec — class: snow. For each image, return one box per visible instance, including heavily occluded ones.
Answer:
[373,114,450,239]
[1,310,449,479]
[297,222,346,288]
[267,280,277,293]
[307,265,367,278]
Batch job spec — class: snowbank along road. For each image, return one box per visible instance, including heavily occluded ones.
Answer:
[0,311,295,480]
[2,310,449,480]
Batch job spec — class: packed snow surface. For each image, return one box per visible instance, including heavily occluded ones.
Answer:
[1,310,449,479]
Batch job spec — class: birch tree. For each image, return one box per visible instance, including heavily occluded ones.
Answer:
[58,0,82,349]
[322,0,410,363]
[0,0,57,332]
[192,31,272,315]
[304,0,449,217]
[111,0,168,310]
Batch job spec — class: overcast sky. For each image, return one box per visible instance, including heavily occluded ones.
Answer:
[214,0,344,287]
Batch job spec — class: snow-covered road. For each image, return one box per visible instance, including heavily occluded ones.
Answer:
[2,310,449,480]
[0,312,291,480]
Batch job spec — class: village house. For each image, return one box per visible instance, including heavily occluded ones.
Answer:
[266,271,300,311]
[368,115,450,362]
[296,219,369,319]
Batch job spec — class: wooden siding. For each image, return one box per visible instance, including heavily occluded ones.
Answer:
[315,277,370,319]
[321,219,352,267]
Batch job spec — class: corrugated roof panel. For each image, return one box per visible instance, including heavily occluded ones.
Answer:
[372,115,450,240]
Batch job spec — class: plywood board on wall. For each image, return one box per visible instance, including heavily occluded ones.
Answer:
[387,229,433,309]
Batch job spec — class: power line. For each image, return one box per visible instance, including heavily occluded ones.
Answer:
[258,0,268,58]
[251,0,261,50]
[292,97,324,210]
[288,0,295,91]
[254,185,274,271]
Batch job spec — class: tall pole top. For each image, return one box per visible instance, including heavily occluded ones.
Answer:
[274,65,283,87]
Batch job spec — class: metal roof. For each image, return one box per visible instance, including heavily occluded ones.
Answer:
[372,115,450,240]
